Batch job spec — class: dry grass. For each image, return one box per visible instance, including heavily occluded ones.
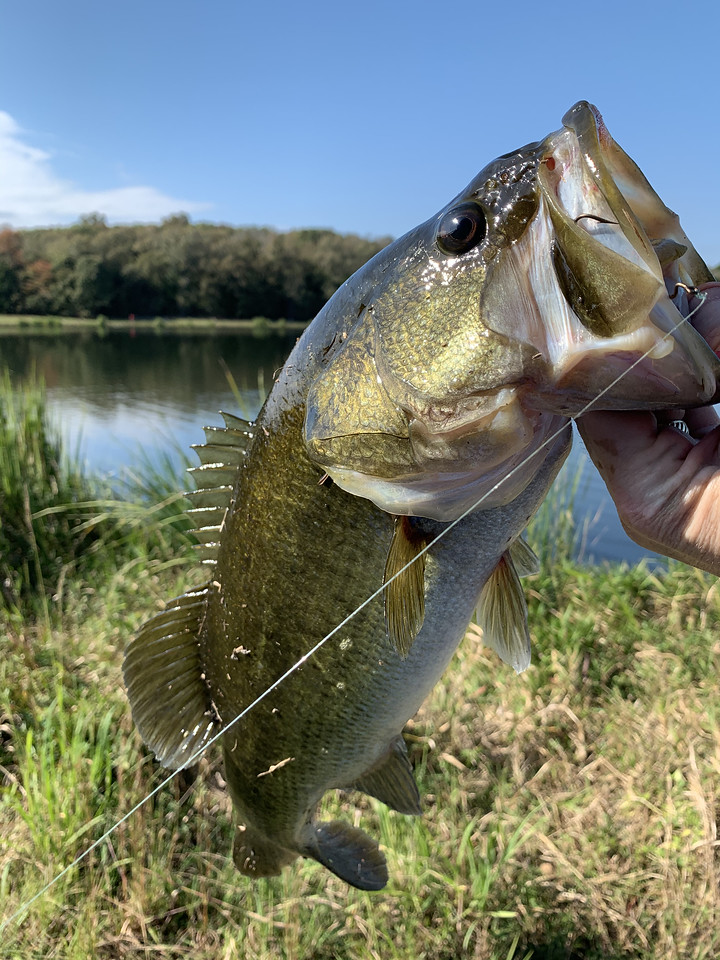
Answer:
[2,478,720,960]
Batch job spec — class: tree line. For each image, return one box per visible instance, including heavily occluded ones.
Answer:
[0,215,391,323]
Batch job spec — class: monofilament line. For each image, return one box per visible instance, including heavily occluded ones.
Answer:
[1,291,709,936]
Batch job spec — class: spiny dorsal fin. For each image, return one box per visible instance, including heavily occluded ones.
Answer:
[123,583,218,769]
[221,411,252,431]
[187,463,240,488]
[350,735,421,816]
[509,536,540,578]
[191,442,246,467]
[185,412,254,565]
[474,550,531,674]
[383,516,427,659]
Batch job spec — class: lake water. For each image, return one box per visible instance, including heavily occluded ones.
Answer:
[1,329,665,567]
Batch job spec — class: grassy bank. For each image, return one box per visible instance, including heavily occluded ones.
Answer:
[2,387,720,959]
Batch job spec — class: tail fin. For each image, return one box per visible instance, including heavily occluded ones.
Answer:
[305,820,388,891]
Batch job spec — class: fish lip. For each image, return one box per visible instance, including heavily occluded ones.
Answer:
[557,102,710,281]
[538,101,662,305]
[542,100,714,298]
[529,101,720,408]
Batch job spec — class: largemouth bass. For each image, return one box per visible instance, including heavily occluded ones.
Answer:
[124,102,720,891]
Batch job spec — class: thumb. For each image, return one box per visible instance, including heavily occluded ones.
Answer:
[577,410,661,476]
[576,410,693,516]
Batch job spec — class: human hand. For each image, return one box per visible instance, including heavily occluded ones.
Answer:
[576,282,720,575]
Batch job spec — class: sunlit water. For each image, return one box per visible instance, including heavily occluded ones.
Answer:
[1,329,665,567]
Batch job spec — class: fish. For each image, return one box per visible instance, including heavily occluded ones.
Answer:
[123,102,720,891]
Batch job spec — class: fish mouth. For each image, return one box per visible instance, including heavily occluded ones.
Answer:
[506,100,720,414]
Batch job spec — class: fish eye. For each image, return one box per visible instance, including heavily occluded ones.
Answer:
[436,202,487,256]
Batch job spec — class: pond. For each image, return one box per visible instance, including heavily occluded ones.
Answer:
[1,329,664,567]
[1,328,295,472]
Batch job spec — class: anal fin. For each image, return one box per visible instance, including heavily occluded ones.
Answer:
[474,549,531,674]
[305,821,388,891]
[384,516,427,658]
[351,736,421,815]
[123,583,218,769]
[509,535,540,577]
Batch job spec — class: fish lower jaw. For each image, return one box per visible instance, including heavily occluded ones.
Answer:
[552,324,673,368]
[531,320,717,415]
[545,325,675,400]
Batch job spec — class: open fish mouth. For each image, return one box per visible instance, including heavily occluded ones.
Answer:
[504,100,719,413]
[305,102,720,520]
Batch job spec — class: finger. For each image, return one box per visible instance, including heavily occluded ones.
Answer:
[684,422,720,472]
[577,410,692,507]
[685,404,720,437]
[577,410,660,466]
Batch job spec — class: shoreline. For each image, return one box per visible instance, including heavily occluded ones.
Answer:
[0,314,308,335]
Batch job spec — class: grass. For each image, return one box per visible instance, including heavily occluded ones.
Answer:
[0,371,195,624]
[2,385,720,958]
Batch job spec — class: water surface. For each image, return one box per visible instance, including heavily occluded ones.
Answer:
[1,329,664,567]
[2,329,296,473]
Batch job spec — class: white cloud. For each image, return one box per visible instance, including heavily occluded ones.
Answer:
[0,112,210,226]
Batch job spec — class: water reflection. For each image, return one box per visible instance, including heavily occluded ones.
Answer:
[2,329,296,473]
[2,329,665,566]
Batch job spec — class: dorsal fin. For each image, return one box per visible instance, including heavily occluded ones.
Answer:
[123,584,218,769]
[185,412,254,565]
[221,411,252,431]
[473,550,531,674]
[383,516,427,659]
[191,442,246,467]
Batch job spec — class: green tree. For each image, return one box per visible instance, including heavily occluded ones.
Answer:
[0,229,25,313]
[5,218,390,320]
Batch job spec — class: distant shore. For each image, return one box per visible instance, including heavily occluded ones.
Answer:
[0,314,308,335]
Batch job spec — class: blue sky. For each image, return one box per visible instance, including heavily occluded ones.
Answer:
[2,0,719,265]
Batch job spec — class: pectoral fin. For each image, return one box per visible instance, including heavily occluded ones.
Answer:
[474,551,531,674]
[351,735,421,816]
[384,516,427,658]
[305,821,388,891]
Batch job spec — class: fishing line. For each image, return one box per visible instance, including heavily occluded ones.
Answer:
[1,290,710,935]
